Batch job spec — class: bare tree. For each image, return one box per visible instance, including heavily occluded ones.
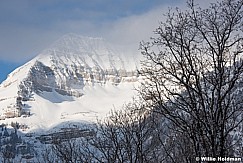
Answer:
[140,0,243,162]
[39,146,56,163]
[88,100,162,163]
[39,133,94,163]
[39,1,242,162]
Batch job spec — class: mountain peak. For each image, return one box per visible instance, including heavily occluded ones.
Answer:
[1,33,139,98]
[0,33,139,135]
[47,33,108,54]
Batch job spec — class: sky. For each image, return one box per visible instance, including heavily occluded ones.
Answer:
[0,0,188,83]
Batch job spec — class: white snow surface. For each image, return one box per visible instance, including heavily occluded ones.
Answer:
[0,33,140,133]
[0,83,137,132]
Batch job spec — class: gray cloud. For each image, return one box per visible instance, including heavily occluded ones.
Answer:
[1,0,215,63]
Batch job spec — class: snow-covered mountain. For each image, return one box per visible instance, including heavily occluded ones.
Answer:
[0,33,140,132]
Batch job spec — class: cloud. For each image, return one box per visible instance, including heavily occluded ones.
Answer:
[100,0,218,57]
[1,0,214,63]
[0,26,58,62]
[101,6,164,56]
[98,3,188,58]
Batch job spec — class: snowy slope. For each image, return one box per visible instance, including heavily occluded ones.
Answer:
[0,33,140,133]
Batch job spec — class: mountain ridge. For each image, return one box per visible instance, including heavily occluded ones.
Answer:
[1,33,139,91]
[0,33,139,131]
